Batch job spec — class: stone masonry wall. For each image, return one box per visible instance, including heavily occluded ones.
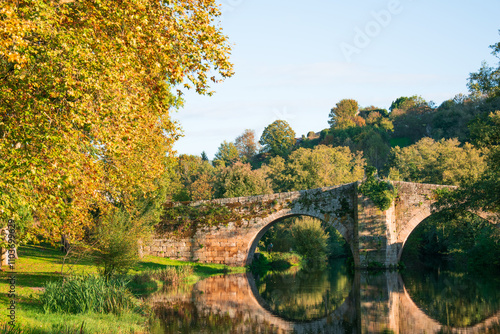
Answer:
[143,183,357,267]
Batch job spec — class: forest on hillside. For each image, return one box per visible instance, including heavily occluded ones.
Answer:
[171,93,499,201]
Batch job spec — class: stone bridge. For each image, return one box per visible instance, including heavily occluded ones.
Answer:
[144,181,496,268]
[150,272,500,333]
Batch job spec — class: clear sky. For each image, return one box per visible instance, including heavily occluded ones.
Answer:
[173,0,500,159]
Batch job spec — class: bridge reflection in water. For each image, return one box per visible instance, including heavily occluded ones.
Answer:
[150,269,500,334]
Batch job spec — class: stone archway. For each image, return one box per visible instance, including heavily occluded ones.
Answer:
[395,207,499,263]
[244,209,355,266]
[391,181,499,264]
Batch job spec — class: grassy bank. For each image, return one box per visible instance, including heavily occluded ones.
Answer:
[0,244,245,333]
[249,251,302,274]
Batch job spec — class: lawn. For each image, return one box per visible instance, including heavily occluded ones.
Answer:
[0,244,245,333]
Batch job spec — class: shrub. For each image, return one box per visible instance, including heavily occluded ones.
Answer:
[91,209,143,279]
[358,166,397,211]
[290,217,329,264]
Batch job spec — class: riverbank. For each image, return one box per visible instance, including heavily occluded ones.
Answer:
[0,244,245,333]
[249,251,303,274]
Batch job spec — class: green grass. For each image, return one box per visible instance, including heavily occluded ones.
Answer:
[0,243,245,333]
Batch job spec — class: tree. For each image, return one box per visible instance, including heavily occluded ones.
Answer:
[201,151,209,161]
[436,111,500,221]
[259,120,296,157]
[389,95,427,112]
[387,138,487,185]
[235,129,258,162]
[265,145,365,192]
[389,96,435,143]
[431,94,482,142]
[290,217,329,264]
[213,141,239,167]
[359,106,389,118]
[213,162,272,198]
[468,31,500,98]
[328,99,364,130]
[171,155,215,201]
[0,0,233,244]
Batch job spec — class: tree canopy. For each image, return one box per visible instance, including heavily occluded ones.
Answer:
[259,120,296,157]
[235,129,259,162]
[265,145,365,192]
[468,31,500,98]
[213,141,239,167]
[387,138,487,185]
[328,99,365,130]
[0,0,233,243]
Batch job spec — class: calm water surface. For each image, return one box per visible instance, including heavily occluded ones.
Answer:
[148,260,500,333]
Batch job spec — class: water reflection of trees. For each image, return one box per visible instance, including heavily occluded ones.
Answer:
[150,301,278,334]
[403,268,500,327]
[255,261,352,321]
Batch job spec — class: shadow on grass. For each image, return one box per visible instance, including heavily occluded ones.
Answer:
[19,244,97,269]
[17,244,63,264]
[15,272,64,288]
[133,261,167,272]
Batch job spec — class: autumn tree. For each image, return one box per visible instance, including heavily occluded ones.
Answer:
[259,120,296,157]
[0,0,233,245]
[235,129,259,162]
[328,99,365,130]
[171,155,215,201]
[213,141,239,167]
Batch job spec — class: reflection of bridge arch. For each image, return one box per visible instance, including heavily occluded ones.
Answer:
[399,281,500,333]
[150,271,500,333]
[245,271,358,333]
[245,211,354,267]
[150,272,358,333]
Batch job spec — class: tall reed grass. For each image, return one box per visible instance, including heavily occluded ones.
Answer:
[40,275,136,314]
[130,266,194,286]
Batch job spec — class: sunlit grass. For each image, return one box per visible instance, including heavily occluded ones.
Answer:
[0,243,245,333]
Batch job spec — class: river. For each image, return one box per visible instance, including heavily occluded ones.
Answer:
[148,260,500,333]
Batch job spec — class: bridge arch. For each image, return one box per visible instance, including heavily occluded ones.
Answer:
[396,207,499,262]
[245,208,355,266]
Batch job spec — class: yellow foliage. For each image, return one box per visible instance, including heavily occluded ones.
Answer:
[0,0,233,243]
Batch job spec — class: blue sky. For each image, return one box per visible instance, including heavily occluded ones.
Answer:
[173,0,500,159]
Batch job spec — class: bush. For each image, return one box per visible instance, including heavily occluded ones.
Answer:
[358,166,397,211]
[40,275,136,314]
[92,209,143,279]
[290,217,329,264]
